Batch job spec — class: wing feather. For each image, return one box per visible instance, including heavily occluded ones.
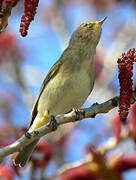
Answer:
[29,60,63,128]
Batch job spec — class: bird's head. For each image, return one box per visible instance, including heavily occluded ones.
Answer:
[69,17,107,49]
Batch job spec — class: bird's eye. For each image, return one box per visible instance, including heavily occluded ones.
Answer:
[84,23,89,27]
[83,23,94,28]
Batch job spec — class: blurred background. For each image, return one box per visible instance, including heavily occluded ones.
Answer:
[0,0,136,179]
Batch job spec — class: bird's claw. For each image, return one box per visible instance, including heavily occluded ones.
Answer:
[48,115,58,131]
[73,108,85,121]
[25,132,32,139]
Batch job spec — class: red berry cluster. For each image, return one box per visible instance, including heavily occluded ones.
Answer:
[117,48,136,123]
[20,0,39,37]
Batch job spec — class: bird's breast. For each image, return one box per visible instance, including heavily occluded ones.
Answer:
[38,59,95,116]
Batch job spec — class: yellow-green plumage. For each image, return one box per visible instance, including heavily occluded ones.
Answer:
[11,17,106,167]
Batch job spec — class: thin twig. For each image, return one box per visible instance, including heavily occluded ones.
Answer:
[0,91,135,160]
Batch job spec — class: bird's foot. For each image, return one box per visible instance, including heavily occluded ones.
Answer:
[73,108,85,121]
[48,115,58,131]
[25,130,39,139]
[25,132,32,139]
[33,130,39,136]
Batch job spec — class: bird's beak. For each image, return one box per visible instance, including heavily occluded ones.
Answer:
[97,17,107,25]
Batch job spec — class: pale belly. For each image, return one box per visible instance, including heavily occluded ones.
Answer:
[38,66,95,117]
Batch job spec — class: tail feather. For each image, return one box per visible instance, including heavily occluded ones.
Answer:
[11,114,49,167]
[11,139,39,167]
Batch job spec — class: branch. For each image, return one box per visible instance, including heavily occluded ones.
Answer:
[0,91,135,159]
[0,0,19,33]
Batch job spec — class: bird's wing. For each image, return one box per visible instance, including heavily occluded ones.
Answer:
[29,59,63,128]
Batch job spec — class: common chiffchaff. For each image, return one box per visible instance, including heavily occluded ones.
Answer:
[11,17,106,167]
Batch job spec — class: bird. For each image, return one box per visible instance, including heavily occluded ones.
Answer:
[11,17,107,167]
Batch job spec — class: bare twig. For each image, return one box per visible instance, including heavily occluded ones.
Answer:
[0,91,135,160]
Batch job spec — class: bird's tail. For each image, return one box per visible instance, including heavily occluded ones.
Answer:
[11,115,50,167]
[11,138,39,167]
